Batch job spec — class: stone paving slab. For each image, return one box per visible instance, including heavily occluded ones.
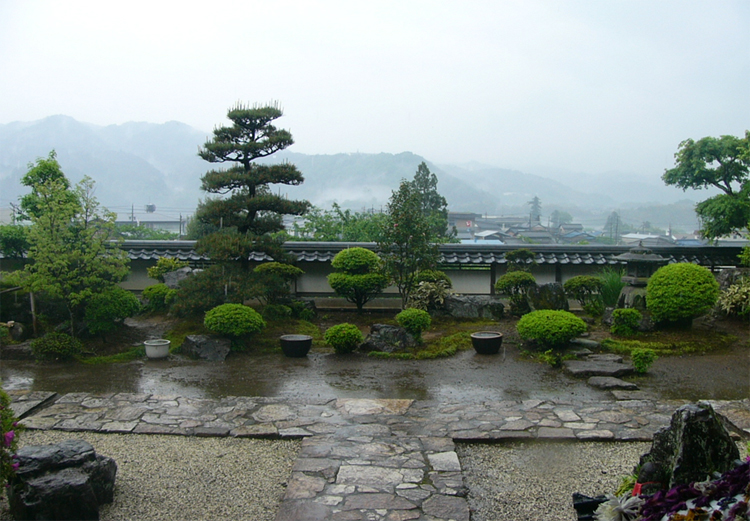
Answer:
[8,391,750,521]
[6,390,57,419]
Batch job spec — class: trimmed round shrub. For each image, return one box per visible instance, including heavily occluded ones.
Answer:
[84,286,142,336]
[142,283,177,312]
[331,247,381,274]
[516,310,587,349]
[646,263,720,324]
[495,271,536,315]
[253,262,304,280]
[30,332,83,361]
[396,308,431,339]
[631,348,658,374]
[324,323,364,354]
[415,269,452,288]
[564,276,603,312]
[204,304,266,337]
[611,308,642,337]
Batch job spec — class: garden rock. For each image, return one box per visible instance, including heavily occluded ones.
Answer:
[528,283,569,311]
[443,294,504,319]
[638,402,740,488]
[563,357,634,378]
[9,439,117,521]
[162,266,194,289]
[587,376,638,390]
[182,334,231,361]
[359,324,417,353]
[1,339,34,360]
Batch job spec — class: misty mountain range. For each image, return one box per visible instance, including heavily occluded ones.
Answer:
[0,115,704,231]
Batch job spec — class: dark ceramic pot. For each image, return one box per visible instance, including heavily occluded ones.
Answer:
[470,332,503,355]
[280,334,313,358]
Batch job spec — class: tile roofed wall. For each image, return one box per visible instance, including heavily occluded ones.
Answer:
[117,240,743,267]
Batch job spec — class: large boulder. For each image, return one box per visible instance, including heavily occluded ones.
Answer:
[528,283,569,311]
[358,324,418,353]
[443,295,505,319]
[182,334,231,361]
[9,439,117,521]
[638,402,740,488]
[162,266,194,289]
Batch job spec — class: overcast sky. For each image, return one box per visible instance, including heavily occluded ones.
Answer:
[1,0,748,179]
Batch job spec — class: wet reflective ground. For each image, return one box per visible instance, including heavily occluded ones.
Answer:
[2,341,747,403]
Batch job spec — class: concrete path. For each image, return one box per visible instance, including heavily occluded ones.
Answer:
[9,390,750,521]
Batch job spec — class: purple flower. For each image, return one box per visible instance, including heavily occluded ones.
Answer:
[3,430,14,447]
[11,462,19,471]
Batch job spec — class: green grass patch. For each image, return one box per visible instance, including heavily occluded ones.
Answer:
[366,331,474,360]
[80,345,146,365]
[601,331,737,356]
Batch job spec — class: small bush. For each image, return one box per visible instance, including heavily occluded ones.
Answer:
[287,300,316,321]
[84,287,142,336]
[516,310,587,349]
[495,271,536,315]
[147,257,189,282]
[564,276,603,313]
[646,263,720,324]
[324,323,364,354]
[718,278,750,318]
[142,283,177,312]
[328,248,387,312]
[407,281,451,312]
[505,248,537,272]
[396,308,432,340]
[30,332,83,361]
[204,304,266,338]
[1,387,21,499]
[415,269,452,288]
[254,262,304,305]
[631,348,658,373]
[611,308,642,336]
[262,304,292,321]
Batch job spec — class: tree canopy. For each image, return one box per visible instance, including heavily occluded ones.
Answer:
[410,162,451,239]
[662,132,750,239]
[195,102,311,264]
[293,203,386,242]
[378,179,439,308]
[21,156,129,335]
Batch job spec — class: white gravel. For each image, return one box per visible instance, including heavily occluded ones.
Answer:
[0,430,300,521]
[458,440,652,521]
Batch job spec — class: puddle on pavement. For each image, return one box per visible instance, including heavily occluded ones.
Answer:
[2,343,746,402]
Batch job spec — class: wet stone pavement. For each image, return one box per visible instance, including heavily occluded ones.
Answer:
[8,390,750,521]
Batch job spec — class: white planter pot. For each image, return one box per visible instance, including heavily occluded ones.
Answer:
[144,339,171,359]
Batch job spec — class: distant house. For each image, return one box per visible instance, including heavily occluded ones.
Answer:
[560,231,596,244]
[620,233,675,247]
[116,212,187,235]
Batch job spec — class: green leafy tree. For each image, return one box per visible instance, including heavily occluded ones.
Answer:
[410,162,451,240]
[662,132,750,239]
[18,151,78,221]
[550,210,573,228]
[378,180,439,308]
[0,225,28,258]
[294,203,386,242]
[22,158,129,335]
[190,103,311,304]
[327,247,387,312]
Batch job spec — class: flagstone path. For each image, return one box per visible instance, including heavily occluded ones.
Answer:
[9,390,750,521]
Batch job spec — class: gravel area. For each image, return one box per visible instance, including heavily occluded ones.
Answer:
[0,431,300,521]
[458,440,652,521]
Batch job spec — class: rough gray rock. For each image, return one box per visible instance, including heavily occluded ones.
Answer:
[1,339,34,360]
[563,359,634,378]
[528,283,569,311]
[359,324,418,353]
[638,402,740,488]
[182,335,232,361]
[587,376,639,390]
[162,266,194,289]
[9,439,117,521]
[443,295,505,319]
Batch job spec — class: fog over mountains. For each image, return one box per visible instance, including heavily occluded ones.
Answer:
[0,116,705,230]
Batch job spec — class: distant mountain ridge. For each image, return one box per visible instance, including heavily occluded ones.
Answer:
[0,115,702,229]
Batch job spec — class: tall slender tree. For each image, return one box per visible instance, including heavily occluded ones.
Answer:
[410,162,450,239]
